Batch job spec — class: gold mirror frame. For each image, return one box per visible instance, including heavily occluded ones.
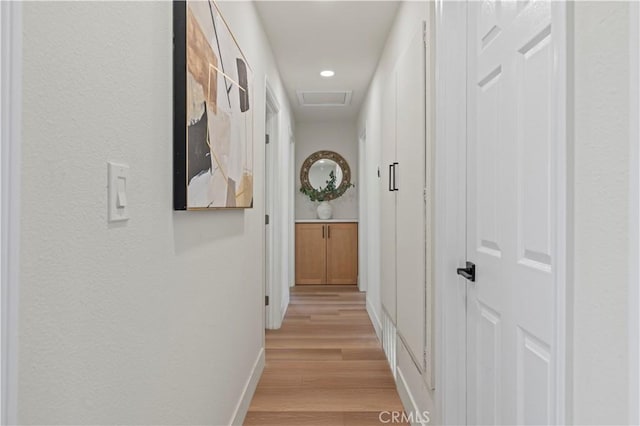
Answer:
[300,150,351,201]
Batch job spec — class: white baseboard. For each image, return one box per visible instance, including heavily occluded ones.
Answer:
[280,297,289,324]
[366,298,382,341]
[229,348,265,425]
[396,366,430,426]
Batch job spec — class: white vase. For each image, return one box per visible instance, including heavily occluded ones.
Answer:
[316,201,333,220]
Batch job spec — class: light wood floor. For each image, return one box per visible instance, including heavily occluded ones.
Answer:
[245,285,407,426]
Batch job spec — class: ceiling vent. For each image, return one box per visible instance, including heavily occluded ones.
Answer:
[296,90,353,107]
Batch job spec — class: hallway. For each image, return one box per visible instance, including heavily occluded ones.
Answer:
[245,286,406,425]
[3,1,638,424]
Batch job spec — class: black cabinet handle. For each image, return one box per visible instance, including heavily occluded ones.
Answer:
[327,225,331,239]
[456,262,476,282]
[388,164,393,192]
[322,225,325,239]
[392,162,399,191]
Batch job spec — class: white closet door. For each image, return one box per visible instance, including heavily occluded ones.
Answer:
[395,27,426,371]
[466,1,560,424]
[380,72,397,321]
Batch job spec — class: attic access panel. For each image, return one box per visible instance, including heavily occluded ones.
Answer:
[296,90,353,107]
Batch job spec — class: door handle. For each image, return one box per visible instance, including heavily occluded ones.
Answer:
[388,164,393,192]
[392,162,399,191]
[327,225,331,239]
[456,262,476,282]
[322,225,325,239]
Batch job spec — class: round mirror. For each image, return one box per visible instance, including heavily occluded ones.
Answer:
[308,159,343,190]
[300,150,351,201]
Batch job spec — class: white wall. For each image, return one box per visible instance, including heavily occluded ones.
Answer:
[571,2,630,424]
[357,0,433,421]
[18,1,292,424]
[295,120,358,220]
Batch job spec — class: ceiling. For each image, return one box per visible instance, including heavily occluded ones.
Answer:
[254,1,400,123]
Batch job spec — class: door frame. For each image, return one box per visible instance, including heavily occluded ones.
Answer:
[0,2,21,424]
[629,3,640,423]
[358,125,367,292]
[288,125,295,291]
[264,79,283,330]
[551,3,568,423]
[434,1,568,423]
[434,2,469,423]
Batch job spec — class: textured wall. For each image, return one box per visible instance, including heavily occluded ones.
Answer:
[19,1,292,424]
[294,120,358,220]
[572,2,630,424]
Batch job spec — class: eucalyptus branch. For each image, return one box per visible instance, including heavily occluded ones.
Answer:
[300,171,354,202]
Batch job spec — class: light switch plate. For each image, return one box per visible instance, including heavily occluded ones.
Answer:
[108,162,129,222]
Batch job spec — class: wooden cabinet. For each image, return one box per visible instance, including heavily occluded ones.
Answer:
[295,222,358,285]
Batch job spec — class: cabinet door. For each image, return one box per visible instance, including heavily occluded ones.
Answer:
[380,71,398,319]
[295,224,326,285]
[326,223,358,285]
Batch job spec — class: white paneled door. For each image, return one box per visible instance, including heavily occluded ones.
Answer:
[466,1,563,424]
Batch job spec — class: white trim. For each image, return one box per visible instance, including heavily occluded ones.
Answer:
[265,81,281,115]
[423,7,436,392]
[289,125,295,289]
[629,3,640,424]
[396,366,429,426]
[366,297,382,342]
[280,298,288,325]
[264,78,282,330]
[228,348,265,426]
[434,1,468,424]
[551,2,568,424]
[358,124,367,293]
[0,3,21,424]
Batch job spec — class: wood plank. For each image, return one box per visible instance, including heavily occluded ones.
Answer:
[265,348,343,361]
[249,388,404,412]
[342,348,388,361]
[344,411,410,425]
[244,411,410,426]
[265,337,381,350]
[244,411,344,426]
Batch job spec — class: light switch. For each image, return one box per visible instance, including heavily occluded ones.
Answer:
[108,162,129,222]
[116,177,127,207]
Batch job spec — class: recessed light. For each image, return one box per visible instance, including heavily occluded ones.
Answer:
[320,70,335,78]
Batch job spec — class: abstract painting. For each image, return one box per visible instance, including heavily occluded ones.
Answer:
[174,0,253,210]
